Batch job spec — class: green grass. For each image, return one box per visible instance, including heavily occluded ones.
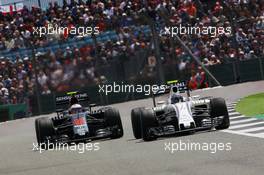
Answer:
[236,93,264,118]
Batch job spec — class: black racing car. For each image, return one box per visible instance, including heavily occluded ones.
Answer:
[35,92,123,147]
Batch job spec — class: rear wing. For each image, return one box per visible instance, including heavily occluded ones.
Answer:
[55,91,90,108]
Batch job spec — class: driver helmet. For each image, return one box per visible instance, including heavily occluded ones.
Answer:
[70,96,79,106]
[170,94,184,104]
[69,104,82,114]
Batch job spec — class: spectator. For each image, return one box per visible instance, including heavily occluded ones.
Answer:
[0,0,263,103]
[0,83,9,104]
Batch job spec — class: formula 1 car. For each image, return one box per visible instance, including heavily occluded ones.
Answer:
[131,81,230,141]
[35,92,123,147]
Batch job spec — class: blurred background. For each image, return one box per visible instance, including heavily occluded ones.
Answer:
[0,0,263,120]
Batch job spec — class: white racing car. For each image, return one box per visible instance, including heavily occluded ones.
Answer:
[131,81,230,141]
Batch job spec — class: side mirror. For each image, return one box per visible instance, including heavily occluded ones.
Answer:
[85,104,97,112]
[56,109,64,113]
[84,107,91,111]
[157,100,166,105]
[90,103,97,107]
[192,95,200,99]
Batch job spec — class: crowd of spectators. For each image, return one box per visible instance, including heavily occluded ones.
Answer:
[0,58,34,105]
[154,0,264,71]
[0,0,263,105]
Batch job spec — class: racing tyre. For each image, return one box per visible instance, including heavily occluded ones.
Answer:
[210,98,230,130]
[35,117,55,148]
[141,109,159,141]
[104,107,124,139]
[131,107,145,139]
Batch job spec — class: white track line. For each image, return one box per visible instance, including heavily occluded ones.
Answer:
[228,102,238,105]
[234,126,264,133]
[222,102,264,139]
[227,102,236,105]
[222,130,264,139]
[228,112,241,116]
[231,118,258,125]
[229,115,246,120]
[229,121,264,130]
[228,109,236,113]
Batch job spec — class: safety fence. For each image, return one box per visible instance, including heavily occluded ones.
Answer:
[0,103,27,122]
[208,58,264,86]
[0,56,263,121]
[28,57,264,116]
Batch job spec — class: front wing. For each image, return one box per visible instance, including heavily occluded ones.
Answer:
[148,117,224,138]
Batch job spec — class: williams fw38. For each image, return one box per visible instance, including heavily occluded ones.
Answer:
[35,92,123,147]
[131,81,230,141]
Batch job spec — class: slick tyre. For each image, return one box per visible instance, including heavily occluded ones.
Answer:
[210,98,230,130]
[131,107,145,139]
[35,117,55,148]
[104,107,124,139]
[141,109,158,141]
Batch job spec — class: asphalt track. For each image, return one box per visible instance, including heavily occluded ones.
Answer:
[0,81,264,175]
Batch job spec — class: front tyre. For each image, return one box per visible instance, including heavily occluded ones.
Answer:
[210,98,230,130]
[131,107,145,139]
[104,107,124,139]
[141,109,158,141]
[35,117,55,148]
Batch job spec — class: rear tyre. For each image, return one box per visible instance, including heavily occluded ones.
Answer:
[210,98,230,130]
[131,107,145,139]
[35,117,55,148]
[141,109,159,141]
[104,107,124,139]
